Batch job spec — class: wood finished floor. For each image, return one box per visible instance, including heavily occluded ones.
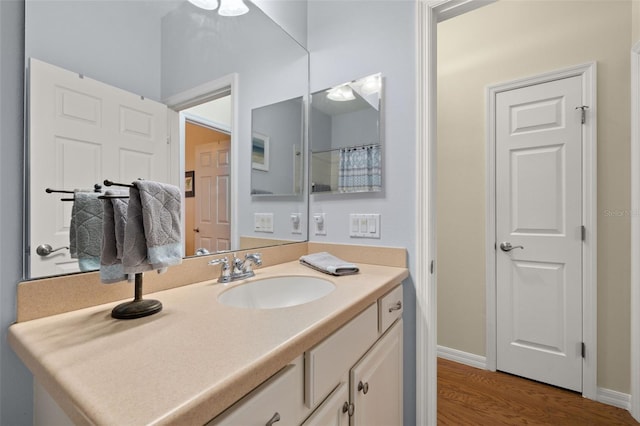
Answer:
[438,358,639,425]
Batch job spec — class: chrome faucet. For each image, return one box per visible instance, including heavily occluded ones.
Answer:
[208,252,262,283]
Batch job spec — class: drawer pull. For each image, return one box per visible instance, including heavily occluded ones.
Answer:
[358,380,369,394]
[266,412,280,426]
[342,401,355,416]
[388,301,402,313]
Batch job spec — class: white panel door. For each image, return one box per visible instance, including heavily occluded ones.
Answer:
[496,76,583,391]
[195,140,231,253]
[29,58,170,278]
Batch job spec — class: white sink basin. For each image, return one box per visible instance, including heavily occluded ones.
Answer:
[217,276,335,309]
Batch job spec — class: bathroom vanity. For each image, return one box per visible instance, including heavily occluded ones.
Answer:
[8,245,408,425]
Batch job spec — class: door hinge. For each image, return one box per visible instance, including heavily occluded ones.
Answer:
[430,260,435,274]
[166,136,170,145]
[581,342,586,358]
[581,225,586,241]
[576,106,589,124]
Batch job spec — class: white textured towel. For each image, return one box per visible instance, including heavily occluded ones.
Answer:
[299,252,359,276]
[123,180,182,274]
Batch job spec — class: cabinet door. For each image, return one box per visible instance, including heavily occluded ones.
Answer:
[350,319,403,426]
[208,357,308,426]
[302,382,350,426]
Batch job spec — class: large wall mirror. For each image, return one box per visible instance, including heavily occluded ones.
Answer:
[25,0,309,279]
[310,73,383,194]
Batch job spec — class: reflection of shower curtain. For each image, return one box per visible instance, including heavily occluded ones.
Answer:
[338,145,382,192]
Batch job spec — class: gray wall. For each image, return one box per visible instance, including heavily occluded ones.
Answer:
[307,2,417,424]
[0,0,33,424]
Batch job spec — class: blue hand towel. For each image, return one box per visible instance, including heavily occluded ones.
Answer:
[70,192,103,272]
[100,190,130,283]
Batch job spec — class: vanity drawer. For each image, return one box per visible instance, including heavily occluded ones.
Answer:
[304,303,378,409]
[209,356,307,426]
[378,284,403,334]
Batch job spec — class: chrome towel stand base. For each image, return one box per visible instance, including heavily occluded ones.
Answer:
[111,273,162,320]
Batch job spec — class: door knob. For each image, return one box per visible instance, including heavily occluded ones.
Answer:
[193,227,200,233]
[499,242,524,252]
[36,244,69,257]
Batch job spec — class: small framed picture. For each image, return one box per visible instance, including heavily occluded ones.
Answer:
[185,170,195,197]
[252,133,270,171]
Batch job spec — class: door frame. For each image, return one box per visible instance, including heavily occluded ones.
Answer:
[486,63,597,399]
[163,74,239,251]
[630,41,640,422]
[416,1,496,424]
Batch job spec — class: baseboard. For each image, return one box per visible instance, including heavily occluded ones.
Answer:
[437,345,487,370]
[597,387,631,411]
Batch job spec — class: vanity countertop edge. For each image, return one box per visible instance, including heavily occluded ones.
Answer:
[8,260,408,426]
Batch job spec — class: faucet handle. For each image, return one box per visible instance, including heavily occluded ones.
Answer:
[208,257,231,282]
[242,253,262,273]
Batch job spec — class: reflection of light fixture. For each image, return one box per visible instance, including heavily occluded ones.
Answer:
[219,0,250,16]
[327,85,355,102]
[360,75,381,95]
[188,0,219,10]
[188,0,249,16]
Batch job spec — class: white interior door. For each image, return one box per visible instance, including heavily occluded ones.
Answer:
[195,141,231,253]
[495,75,583,392]
[29,58,170,278]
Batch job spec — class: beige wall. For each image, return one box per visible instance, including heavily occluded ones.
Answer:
[437,0,632,393]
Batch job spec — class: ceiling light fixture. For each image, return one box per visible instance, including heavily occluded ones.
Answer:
[218,0,250,16]
[187,0,249,16]
[327,85,355,102]
[188,0,219,11]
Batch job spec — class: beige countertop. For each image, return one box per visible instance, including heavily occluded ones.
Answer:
[8,260,408,425]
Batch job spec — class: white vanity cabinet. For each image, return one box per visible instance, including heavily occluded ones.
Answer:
[208,356,309,426]
[303,285,404,426]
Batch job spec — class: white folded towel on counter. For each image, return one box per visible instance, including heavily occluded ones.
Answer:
[299,252,359,276]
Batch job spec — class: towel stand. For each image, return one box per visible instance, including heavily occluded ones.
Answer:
[111,272,162,319]
[103,179,135,188]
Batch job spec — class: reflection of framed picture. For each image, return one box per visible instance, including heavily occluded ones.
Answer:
[185,170,195,197]
[252,133,270,171]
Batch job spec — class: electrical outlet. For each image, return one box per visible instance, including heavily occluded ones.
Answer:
[290,213,302,234]
[313,213,326,236]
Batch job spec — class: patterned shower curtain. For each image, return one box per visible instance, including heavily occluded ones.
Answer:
[338,145,382,192]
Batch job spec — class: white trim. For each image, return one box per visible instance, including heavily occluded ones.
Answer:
[597,388,632,411]
[164,73,240,251]
[415,2,436,425]
[417,1,496,425]
[630,41,640,422]
[485,63,597,400]
[437,346,487,370]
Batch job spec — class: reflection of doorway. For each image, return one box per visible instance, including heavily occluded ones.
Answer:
[185,122,231,255]
[181,94,232,256]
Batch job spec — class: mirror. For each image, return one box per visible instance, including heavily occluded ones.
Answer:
[310,73,383,194]
[251,96,304,196]
[25,0,309,279]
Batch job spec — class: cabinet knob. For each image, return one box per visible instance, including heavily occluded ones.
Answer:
[342,401,355,416]
[358,380,369,394]
[265,412,280,426]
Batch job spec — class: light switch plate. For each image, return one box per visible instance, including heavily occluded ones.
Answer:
[254,213,274,233]
[349,214,380,238]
